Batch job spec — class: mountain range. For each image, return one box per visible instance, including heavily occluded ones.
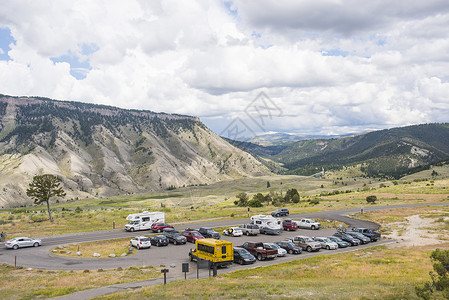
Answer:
[233,123,449,178]
[0,95,269,208]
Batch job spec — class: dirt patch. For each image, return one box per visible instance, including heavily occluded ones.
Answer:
[387,213,448,247]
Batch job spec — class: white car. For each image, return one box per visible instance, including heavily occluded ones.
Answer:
[314,237,338,250]
[5,237,42,249]
[263,242,287,257]
[130,236,151,249]
[222,227,243,237]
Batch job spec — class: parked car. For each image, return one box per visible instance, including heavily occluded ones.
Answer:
[198,227,221,239]
[5,237,42,249]
[151,223,174,233]
[150,235,169,247]
[263,242,287,257]
[182,230,204,243]
[282,219,298,231]
[239,242,278,261]
[333,232,361,246]
[275,241,302,254]
[271,208,289,217]
[346,231,371,244]
[223,227,243,237]
[289,236,321,252]
[259,226,282,235]
[239,224,260,236]
[313,237,338,250]
[327,236,351,248]
[353,228,381,241]
[233,247,256,265]
[295,219,321,230]
[130,236,151,249]
[162,228,187,245]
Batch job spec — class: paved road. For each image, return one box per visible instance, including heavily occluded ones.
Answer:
[1,202,447,271]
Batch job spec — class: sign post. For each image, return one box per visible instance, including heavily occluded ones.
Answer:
[182,263,189,280]
[161,268,169,285]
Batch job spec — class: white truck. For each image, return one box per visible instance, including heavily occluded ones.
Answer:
[250,214,283,235]
[124,211,165,232]
[295,218,321,230]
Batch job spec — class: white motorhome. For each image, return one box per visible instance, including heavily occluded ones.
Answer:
[250,214,283,231]
[124,211,165,232]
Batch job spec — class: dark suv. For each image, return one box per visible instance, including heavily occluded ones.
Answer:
[271,208,289,217]
[354,228,381,242]
[162,228,187,245]
[198,227,221,239]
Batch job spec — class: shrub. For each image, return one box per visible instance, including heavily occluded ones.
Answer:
[248,199,263,207]
[366,195,377,204]
[75,207,83,213]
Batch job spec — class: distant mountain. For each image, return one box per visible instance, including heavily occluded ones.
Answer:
[248,132,357,146]
[228,123,449,178]
[0,95,269,208]
[274,123,449,178]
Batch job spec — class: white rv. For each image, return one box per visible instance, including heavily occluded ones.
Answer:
[250,214,283,233]
[124,211,165,232]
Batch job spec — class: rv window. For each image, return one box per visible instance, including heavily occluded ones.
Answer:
[141,217,150,222]
[222,246,227,254]
[256,221,262,224]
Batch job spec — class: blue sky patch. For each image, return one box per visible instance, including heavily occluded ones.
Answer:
[50,43,98,80]
[321,48,349,57]
[0,27,15,61]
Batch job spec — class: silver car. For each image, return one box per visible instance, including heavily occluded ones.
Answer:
[5,237,42,249]
[314,237,338,250]
[264,242,287,257]
[130,236,152,249]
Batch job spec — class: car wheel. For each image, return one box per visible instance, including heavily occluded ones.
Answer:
[130,228,135,232]
[257,253,262,261]
[326,245,330,250]
[158,229,162,233]
[286,227,290,231]
[174,240,178,245]
[311,225,316,230]
[189,255,193,262]
[307,246,312,252]
[286,212,289,216]
[276,213,280,217]
[246,231,249,236]
[157,242,160,247]
[33,242,39,247]
[13,244,19,250]
[137,245,140,250]
[288,249,293,254]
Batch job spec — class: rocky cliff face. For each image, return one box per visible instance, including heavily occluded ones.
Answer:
[0,95,269,208]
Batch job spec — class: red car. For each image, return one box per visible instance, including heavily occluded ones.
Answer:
[151,223,174,233]
[282,219,298,231]
[182,230,204,243]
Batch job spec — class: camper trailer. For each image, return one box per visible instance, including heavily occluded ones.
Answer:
[124,211,165,232]
[250,214,283,235]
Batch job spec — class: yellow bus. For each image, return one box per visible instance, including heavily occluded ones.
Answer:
[189,238,233,267]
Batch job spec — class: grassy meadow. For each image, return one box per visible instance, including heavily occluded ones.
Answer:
[1,172,449,238]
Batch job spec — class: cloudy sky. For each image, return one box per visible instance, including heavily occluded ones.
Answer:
[1,0,449,139]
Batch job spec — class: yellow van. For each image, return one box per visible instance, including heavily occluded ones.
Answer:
[189,238,233,267]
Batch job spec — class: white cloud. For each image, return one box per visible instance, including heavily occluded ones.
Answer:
[0,0,448,136]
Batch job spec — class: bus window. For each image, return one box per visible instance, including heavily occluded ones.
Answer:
[222,246,226,254]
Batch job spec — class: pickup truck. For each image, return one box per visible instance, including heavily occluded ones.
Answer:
[282,219,298,231]
[238,224,260,236]
[239,242,277,261]
[295,219,321,230]
[354,228,381,241]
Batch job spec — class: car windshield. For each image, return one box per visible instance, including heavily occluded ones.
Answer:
[140,238,150,242]
[286,242,295,247]
[330,237,342,242]
[155,235,165,239]
[270,244,280,249]
[173,233,182,237]
[205,229,214,233]
[192,232,202,236]
[321,238,330,242]
[303,237,313,242]
[238,248,250,255]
